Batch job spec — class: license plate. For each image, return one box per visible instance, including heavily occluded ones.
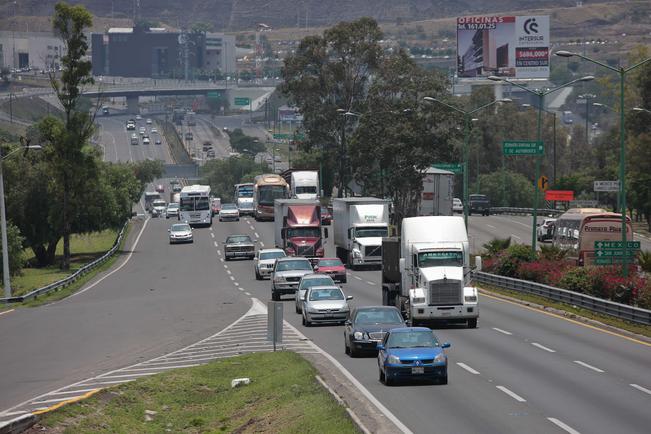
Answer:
[411,367,424,374]
[439,311,451,316]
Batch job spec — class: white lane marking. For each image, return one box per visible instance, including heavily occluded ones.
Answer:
[511,234,522,240]
[229,276,235,281]
[531,342,556,353]
[0,411,28,417]
[64,218,150,301]
[366,281,374,286]
[30,396,81,405]
[226,270,231,274]
[496,386,526,402]
[456,362,480,375]
[487,224,496,229]
[245,292,251,296]
[254,232,260,238]
[214,241,218,247]
[573,360,604,373]
[233,282,239,287]
[506,218,531,228]
[48,388,98,396]
[217,250,222,256]
[0,309,15,317]
[492,327,513,335]
[219,258,224,262]
[249,225,255,230]
[547,417,582,434]
[238,288,244,291]
[259,241,265,247]
[630,384,651,396]
[210,233,215,238]
[354,276,362,281]
[78,379,135,386]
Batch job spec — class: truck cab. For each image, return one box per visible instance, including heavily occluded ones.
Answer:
[290,171,319,200]
[274,199,326,259]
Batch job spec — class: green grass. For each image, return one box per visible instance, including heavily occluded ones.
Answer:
[479,285,651,339]
[0,96,62,122]
[37,352,358,434]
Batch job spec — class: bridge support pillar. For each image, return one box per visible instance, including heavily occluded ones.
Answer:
[126,96,140,114]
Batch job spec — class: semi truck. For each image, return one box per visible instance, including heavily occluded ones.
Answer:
[280,170,320,200]
[333,198,390,269]
[418,168,454,216]
[381,216,479,328]
[274,199,326,258]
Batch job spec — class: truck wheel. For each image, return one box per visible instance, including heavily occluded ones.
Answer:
[467,318,478,328]
[255,270,261,280]
[379,368,385,383]
[272,291,279,301]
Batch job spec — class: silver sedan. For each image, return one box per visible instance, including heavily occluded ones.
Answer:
[301,285,352,326]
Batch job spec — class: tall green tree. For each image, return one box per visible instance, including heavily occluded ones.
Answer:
[200,156,269,201]
[47,2,95,270]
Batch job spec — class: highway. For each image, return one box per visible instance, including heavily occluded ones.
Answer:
[95,115,174,164]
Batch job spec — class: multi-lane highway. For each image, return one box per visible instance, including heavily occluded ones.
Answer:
[96,115,173,164]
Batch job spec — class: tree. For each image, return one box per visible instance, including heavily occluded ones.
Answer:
[228,129,265,155]
[0,223,24,279]
[131,159,164,197]
[48,2,95,270]
[200,156,269,201]
[478,171,534,208]
[0,67,10,87]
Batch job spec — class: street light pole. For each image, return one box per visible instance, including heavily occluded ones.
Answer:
[489,75,594,254]
[423,97,512,228]
[556,51,651,277]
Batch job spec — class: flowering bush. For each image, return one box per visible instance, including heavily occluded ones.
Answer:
[516,260,571,286]
[495,244,536,277]
[638,281,651,309]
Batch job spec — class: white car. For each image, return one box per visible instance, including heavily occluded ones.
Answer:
[166,203,179,219]
[135,115,142,120]
[254,248,286,280]
[295,273,336,314]
[151,199,167,217]
[151,127,158,134]
[169,223,193,244]
[139,126,146,135]
[142,136,150,145]
[301,285,352,326]
[453,198,463,213]
[146,118,153,125]
[537,218,557,242]
[219,203,240,221]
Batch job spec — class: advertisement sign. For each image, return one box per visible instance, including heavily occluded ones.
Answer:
[457,15,550,79]
[278,106,304,122]
[545,190,574,201]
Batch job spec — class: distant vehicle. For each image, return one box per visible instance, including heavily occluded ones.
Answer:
[210,198,221,216]
[271,257,313,301]
[453,198,463,214]
[301,285,352,326]
[156,184,164,193]
[139,127,146,136]
[418,168,454,216]
[185,131,193,140]
[274,199,325,259]
[166,203,180,219]
[135,114,142,120]
[144,191,161,212]
[202,142,213,152]
[206,149,215,158]
[320,206,332,225]
[377,328,450,386]
[223,234,255,261]
[294,274,336,314]
[536,218,557,242]
[468,194,490,216]
[168,223,193,244]
[219,203,240,221]
[150,127,158,134]
[146,118,152,125]
[254,248,286,280]
[253,174,289,221]
[186,111,196,126]
[313,258,346,283]
[151,199,167,217]
[155,137,162,145]
[179,185,212,227]
[142,136,150,145]
[234,183,255,216]
[344,306,405,357]
[290,170,319,200]
[102,106,109,115]
[562,110,573,125]
[126,122,136,131]
[223,126,229,132]
[130,135,139,145]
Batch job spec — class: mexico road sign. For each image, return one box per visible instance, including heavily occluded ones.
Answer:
[432,163,463,174]
[594,249,637,258]
[594,240,641,250]
[594,257,631,265]
[594,180,619,192]
[503,140,544,156]
[234,97,251,106]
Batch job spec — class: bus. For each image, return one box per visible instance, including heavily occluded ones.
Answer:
[234,183,254,216]
[253,174,289,221]
[552,208,633,266]
[179,185,212,227]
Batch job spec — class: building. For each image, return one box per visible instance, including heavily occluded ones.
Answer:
[91,27,236,79]
[0,31,66,71]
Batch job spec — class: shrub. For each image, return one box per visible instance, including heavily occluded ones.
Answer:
[482,237,511,256]
[638,281,651,309]
[495,244,535,277]
[558,267,595,293]
[0,223,24,279]
[539,244,569,261]
[517,260,571,286]
[638,250,651,273]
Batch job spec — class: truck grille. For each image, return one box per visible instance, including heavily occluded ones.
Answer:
[364,245,382,257]
[286,276,301,282]
[296,245,314,256]
[228,246,252,252]
[428,280,462,306]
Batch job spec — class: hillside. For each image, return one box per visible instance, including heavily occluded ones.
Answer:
[0,0,630,32]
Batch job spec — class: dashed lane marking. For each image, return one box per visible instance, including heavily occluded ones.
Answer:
[234,282,239,287]
[487,224,496,229]
[226,270,231,274]
[456,362,480,375]
[366,281,374,285]
[245,292,251,296]
[249,225,255,230]
[354,276,362,281]
[238,288,244,291]
[254,232,260,238]
[220,258,224,262]
[573,360,604,373]
[531,342,556,353]
[511,234,522,240]
[547,418,582,434]
[630,384,651,396]
[496,386,527,402]
[492,327,513,335]
[259,241,265,247]
[210,233,215,238]
[229,276,235,281]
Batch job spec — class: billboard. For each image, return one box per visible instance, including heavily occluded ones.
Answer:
[457,15,550,79]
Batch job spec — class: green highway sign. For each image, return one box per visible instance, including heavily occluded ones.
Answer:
[432,163,463,174]
[594,249,637,258]
[594,257,633,265]
[273,132,305,140]
[234,97,251,106]
[594,240,640,250]
[273,133,290,140]
[294,133,305,140]
[503,140,544,156]
[207,91,222,98]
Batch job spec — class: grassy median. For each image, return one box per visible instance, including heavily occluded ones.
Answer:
[32,352,358,433]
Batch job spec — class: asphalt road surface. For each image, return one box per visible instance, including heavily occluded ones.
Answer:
[96,115,173,163]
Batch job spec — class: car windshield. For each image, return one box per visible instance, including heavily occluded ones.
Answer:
[276,260,312,271]
[286,227,320,238]
[308,287,344,301]
[355,309,403,325]
[167,204,179,209]
[227,236,252,244]
[171,224,190,232]
[258,185,287,205]
[222,204,237,210]
[153,200,166,207]
[260,251,286,260]
[386,331,440,349]
[300,276,335,290]
[355,227,388,238]
[417,251,464,267]
[318,259,343,267]
[296,186,317,194]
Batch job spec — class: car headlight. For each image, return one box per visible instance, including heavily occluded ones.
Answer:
[464,295,478,302]
[387,355,400,364]
[352,249,361,258]
[434,353,447,363]
[412,297,425,304]
[275,276,285,282]
[353,331,364,340]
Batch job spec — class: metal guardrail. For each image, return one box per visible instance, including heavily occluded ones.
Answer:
[473,270,651,325]
[490,207,564,216]
[0,221,129,304]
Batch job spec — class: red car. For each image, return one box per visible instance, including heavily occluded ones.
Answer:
[155,184,164,193]
[320,206,333,225]
[314,258,347,283]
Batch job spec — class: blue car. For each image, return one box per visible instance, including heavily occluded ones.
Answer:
[377,327,450,386]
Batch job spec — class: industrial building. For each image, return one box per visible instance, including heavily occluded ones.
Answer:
[0,31,66,71]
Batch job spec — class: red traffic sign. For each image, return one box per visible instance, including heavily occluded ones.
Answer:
[545,190,574,201]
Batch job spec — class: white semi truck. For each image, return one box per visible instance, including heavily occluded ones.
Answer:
[381,216,479,328]
[290,171,319,200]
[418,167,454,216]
[333,198,390,269]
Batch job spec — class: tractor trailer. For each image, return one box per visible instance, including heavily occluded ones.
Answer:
[274,199,326,258]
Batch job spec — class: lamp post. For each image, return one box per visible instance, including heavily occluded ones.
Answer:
[272,147,280,173]
[556,51,651,276]
[1,142,42,298]
[488,75,594,254]
[423,96,512,228]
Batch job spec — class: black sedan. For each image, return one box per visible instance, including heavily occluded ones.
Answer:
[344,306,405,357]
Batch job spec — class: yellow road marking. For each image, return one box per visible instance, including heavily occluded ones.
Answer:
[32,389,101,415]
[480,291,651,348]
